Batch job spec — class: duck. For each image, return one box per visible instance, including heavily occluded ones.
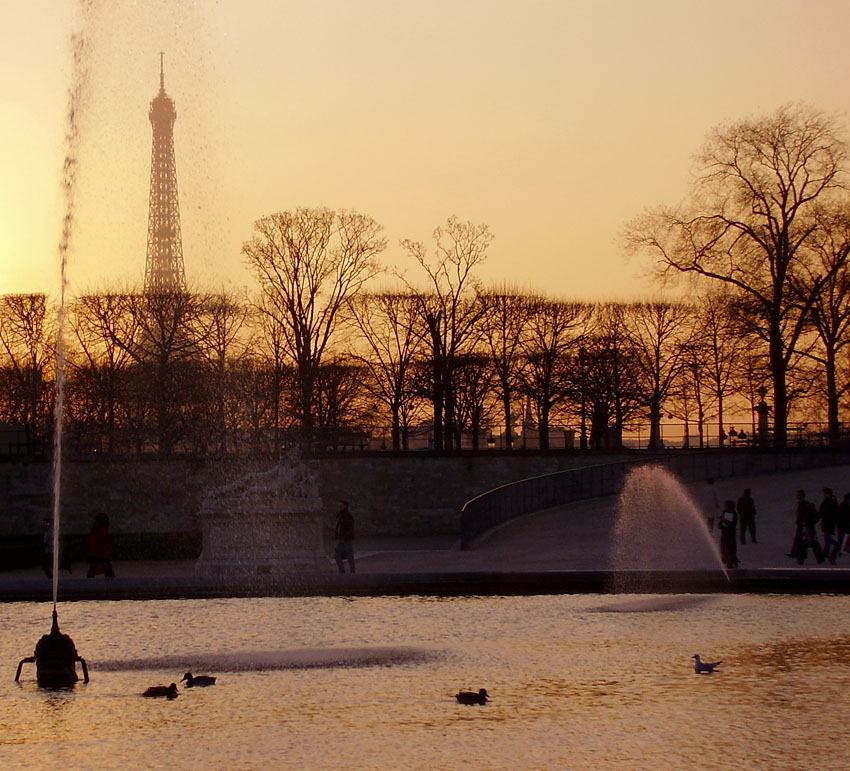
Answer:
[692,654,721,674]
[142,683,179,699]
[455,688,489,705]
[181,671,217,687]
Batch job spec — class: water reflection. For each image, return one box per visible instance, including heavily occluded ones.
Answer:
[735,635,850,672]
[0,595,848,770]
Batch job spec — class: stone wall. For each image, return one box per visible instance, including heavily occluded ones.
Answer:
[3,450,844,553]
[0,453,628,542]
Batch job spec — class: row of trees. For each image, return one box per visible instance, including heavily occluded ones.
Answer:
[3,104,850,455]
[0,281,842,455]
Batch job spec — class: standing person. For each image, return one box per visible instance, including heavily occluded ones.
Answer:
[819,488,839,559]
[86,512,116,578]
[334,501,355,574]
[789,490,824,565]
[829,492,850,564]
[718,499,739,569]
[697,478,720,531]
[737,488,757,544]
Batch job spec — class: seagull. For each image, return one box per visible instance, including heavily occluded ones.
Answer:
[692,654,721,674]
[181,672,217,687]
[455,688,489,705]
[142,683,179,699]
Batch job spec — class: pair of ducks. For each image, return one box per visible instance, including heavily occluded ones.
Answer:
[455,654,720,705]
[146,678,486,704]
[142,672,217,699]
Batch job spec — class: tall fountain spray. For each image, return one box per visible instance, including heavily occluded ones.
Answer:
[15,6,91,688]
[51,14,90,606]
[612,465,728,592]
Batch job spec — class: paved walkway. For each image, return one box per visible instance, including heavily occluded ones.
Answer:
[2,464,848,598]
[355,463,850,573]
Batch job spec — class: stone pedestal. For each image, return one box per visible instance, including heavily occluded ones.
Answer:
[195,459,328,577]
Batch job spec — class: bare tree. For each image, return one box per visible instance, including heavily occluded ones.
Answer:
[347,291,422,450]
[568,304,641,450]
[627,104,848,445]
[243,207,386,452]
[401,216,492,451]
[193,291,250,455]
[691,292,751,448]
[804,201,850,443]
[105,290,207,454]
[518,298,589,450]
[67,292,138,453]
[251,297,292,454]
[313,356,371,449]
[452,351,496,450]
[480,287,532,450]
[623,301,692,449]
[0,294,54,441]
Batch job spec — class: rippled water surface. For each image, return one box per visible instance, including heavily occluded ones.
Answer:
[1,594,849,770]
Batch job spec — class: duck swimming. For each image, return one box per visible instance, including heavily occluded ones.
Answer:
[142,683,179,699]
[455,688,488,705]
[182,672,216,687]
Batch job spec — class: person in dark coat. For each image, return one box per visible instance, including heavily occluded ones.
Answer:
[819,488,839,558]
[829,492,850,564]
[737,488,757,544]
[86,512,116,578]
[718,499,739,569]
[334,501,355,574]
[790,490,825,565]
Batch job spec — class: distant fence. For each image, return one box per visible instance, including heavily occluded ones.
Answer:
[459,448,850,549]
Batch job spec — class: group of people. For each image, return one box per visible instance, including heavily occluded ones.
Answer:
[788,488,850,565]
[699,479,757,570]
[699,477,850,569]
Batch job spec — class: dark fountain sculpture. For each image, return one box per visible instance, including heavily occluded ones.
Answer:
[15,607,89,688]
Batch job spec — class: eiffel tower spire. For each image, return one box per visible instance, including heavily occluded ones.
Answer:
[144,53,186,292]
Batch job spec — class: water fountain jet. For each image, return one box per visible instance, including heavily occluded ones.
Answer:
[14,5,95,688]
[611,465,729,593]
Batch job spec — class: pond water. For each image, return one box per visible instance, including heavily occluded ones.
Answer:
[1,594,848,770]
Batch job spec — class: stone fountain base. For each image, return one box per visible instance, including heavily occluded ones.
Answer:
[194,458,329,578]
[195,505,327,578]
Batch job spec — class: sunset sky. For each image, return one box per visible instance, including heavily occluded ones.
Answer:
[2,0,850,301]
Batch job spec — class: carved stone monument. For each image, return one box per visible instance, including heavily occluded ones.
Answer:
[195,453,327,577]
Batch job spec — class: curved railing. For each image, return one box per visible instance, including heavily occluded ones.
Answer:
[459,449,850,549]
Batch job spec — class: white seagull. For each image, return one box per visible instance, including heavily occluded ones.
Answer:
[692,654,721,674]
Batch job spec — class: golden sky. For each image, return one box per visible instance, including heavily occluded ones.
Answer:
[2,0,850,301]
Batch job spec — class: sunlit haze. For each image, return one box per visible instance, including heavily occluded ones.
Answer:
[2,0,850,301]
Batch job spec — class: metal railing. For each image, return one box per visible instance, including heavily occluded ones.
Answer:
[459,448,850,548]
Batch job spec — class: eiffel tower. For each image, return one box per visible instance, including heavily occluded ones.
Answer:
[144,53,186,292]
